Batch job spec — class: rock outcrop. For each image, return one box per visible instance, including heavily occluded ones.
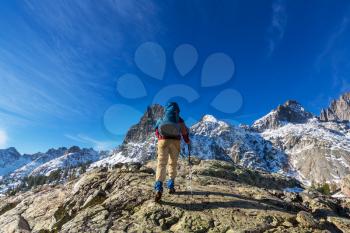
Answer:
[0,159,349,232]
[341,174,350,197]
[320,92,350,122]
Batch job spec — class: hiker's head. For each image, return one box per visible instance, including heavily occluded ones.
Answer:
[165,102,180,114]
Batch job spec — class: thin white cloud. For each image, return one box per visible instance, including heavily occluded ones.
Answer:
[315,16,350,96]
[311,15,350,108]
[64,134,86,144]
[266,0,287,57]
[0,129,8,148]
[0,1,161,126]
[65,134,118,151]
[314,17,349,71]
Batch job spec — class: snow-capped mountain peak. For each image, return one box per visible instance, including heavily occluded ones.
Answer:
[201,114,219,123]
[284,100,306,112]
[252,100,314,131]
[192,115,231,136]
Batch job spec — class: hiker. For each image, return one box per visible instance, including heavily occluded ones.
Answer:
[154,102,190,202]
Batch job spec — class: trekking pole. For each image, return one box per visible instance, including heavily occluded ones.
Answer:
[187,143,191,166]
[187,143,193,196]
[154,136,158,159]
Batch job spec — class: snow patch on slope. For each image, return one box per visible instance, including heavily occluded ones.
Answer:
[90,151,137,168]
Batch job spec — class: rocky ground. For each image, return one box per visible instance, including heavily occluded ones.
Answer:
[0,159,349,233]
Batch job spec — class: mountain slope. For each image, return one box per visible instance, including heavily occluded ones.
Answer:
[252,99,350,185]
[9,147,68,179]
[30,147,100,176]
[261,118,350,185]
[189,115,288,173]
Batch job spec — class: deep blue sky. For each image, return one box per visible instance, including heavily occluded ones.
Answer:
[0,0,350,153]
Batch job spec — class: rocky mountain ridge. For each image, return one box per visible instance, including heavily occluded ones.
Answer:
[1,159,350,232]
[320,93,350,122]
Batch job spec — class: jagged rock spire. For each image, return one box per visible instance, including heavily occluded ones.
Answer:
[123,104,164,144]
[320,92,350,122]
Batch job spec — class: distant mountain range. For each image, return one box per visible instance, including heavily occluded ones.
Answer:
[0,146,105,193]
[1,92,350,193]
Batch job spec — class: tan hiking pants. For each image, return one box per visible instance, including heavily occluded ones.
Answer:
[155,139,180,182]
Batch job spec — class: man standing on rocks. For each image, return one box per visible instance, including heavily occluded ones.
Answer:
[154,102,190,202]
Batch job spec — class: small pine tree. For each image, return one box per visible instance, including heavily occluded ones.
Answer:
[48,169,62,183]
[317,183,331,195]
[6,187,18,196]
[80,164,87,174]
[68,168,76,181]
[63,168,69,178]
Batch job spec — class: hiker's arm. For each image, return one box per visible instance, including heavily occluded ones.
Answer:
[180,124,190,144]
[179,118,190,144]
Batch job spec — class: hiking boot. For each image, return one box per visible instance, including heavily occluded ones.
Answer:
[154,181,163,191]
[154,191,162,202]
[167,179,175,194]
[169,187,176,194]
